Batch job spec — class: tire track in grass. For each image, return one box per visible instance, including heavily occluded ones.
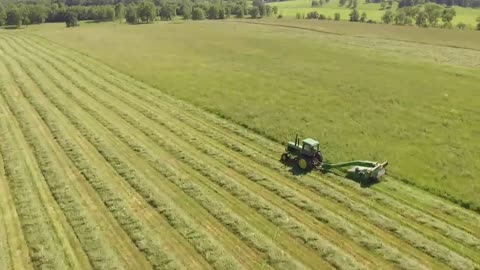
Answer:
[0,127,32,270]
[19,35,377,270]
[0,57,155,269]
[24,33,480,268]
[26,32,480,242]
[0,38,218,270]
[0,79,84,270]
[3,38,246,270]
[21,34,472,270]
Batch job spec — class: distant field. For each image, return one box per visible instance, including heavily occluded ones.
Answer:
[2,29,480,270]
[270,0,480,25]
[26,20,480,212]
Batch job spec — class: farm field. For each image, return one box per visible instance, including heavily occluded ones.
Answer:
[270,0,480,25]
[27,20,480,211]
[1,31,480,270]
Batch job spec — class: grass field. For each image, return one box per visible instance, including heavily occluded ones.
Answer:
[24,20,480,212]
[270,0,480,25]
[1,30,480,270]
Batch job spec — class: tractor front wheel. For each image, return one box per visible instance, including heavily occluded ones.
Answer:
[281,153,290,163]
[298,157,312,170]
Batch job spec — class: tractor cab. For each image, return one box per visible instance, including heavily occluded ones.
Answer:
[301,138,320,156]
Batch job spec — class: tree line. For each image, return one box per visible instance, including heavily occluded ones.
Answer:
[0,0,281,27]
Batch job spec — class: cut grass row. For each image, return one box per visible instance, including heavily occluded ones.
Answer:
[0,94,32,270]
[8,35,352,270]
[19,33,415,270]
[21,35,480,270]
[15,34,480,270]
[1,38,249,270]
[0,82,80,269]
[0,40,192,270]
[0,66,124,270]
[26,33,480,238]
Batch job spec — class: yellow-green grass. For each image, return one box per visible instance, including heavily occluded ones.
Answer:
[270,0,480,25]
[25,20,480,212]
[1,31,480,269]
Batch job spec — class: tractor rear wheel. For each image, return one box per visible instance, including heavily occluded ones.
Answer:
[298,157,312,170]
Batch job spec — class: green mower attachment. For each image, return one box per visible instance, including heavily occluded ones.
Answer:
[320,160,389,182]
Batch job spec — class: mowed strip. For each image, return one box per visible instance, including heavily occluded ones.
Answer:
[16,33,380,270]
[0,65,89,269]
[20,33,480,270]
[3,33,308,270]
[0,44,154,270]
[21,35,480,270]
[0,37,215,270]
[0,103,32,270]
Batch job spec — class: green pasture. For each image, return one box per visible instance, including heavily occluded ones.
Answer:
[26,20,480,211]
[271,0,480,25]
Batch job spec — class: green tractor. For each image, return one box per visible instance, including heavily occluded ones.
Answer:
[281,135,388,182]
[280,135,323,170]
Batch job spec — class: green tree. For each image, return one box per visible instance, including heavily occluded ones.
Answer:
[183,5,192,19]
[0,6,6,26]
[477,16,480,30]
[105,6,115,21]
[207,5,219,19]
[339,0,346,6]
[424,3,443,26]
[65,10,78,27]
[441,8,456,23]
[334,12,340,20]
[306,11,319,19]
[349,9,359,21]
[265,5,272,16]
[192,7,205,20]
[416,10,428,27]
[137,1,156,23]
[6,6,22,27]
[360,11,367,22]
[380,1,386,9]
[115,3,125,23]
[235,8,244,18]
[125,4,138,24]
[352,0,358,9]
[381,10,393,24]
[311,0,319,6]
[27,5,48,24]
[272,6,279,15]
[258,4,266,17]
[219,7,225,19]
[249,6,259,18]
[159,5,175,20]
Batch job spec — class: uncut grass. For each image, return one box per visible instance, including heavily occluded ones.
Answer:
[14,36,354,270]
[19,35,446,270]
[27,31,480,240]
[5,41,249,270]
[29,33,480,268]
[0,41,186,270]
[28,21,480,212]
[0,69,124,269]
